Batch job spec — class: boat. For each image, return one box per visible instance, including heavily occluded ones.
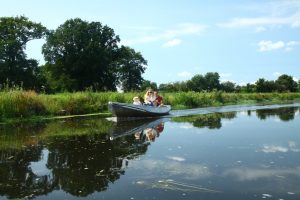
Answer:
[108,102,171,118]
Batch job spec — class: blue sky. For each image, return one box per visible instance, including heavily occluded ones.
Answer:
[1,0,300,85]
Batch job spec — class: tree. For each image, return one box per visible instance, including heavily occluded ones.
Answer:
[275,74,298,92]
[255,78,276,92]
[141,80,157,91]
[187,74,206,92]
[221,81,236,92]
[117,46,147,92]
[204,72,220,91]
[0,16,47,89]
[42,18,120,91]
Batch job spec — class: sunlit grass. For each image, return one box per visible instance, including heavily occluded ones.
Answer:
[1,89,300,122]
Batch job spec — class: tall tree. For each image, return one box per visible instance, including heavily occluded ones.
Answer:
[221,81,236,92]
[42,18,120,91]
[275,74,298,92]
[0,16,47,89]
[187,74,206,92]
[117,46,147,92]
[204,72,220,91]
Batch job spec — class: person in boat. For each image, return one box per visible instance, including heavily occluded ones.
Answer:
[154,91,164,107]
[133,96,142,105]
[144,89,156,106]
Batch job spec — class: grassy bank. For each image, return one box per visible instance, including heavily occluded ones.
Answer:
[1,90,300,122]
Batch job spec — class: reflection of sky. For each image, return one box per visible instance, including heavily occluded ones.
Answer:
[29,149,52,176]
[129,159,211,180]
[223,167,300,181]
[261,141,300,153]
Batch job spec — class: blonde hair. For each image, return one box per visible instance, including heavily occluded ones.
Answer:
[133,96,140,101]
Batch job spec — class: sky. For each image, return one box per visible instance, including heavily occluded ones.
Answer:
[1,0,300,85]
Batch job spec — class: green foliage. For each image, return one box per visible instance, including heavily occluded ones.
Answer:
[172,112,237,129]
[141,80,158,91]
[276,74,298,92]
[0,90,300,121]
[0,16,48,89]
[42,18,120,91]
[117,46,147,91]
[220,81,236,92]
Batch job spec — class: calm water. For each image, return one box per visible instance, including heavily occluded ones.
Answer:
[1,104,300,200]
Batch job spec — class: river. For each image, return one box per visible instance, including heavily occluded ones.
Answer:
[0,103,300,199]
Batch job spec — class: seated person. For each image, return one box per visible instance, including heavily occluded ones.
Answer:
[144,89,155,106]
[154,91,164,106]
[132,96,142,105]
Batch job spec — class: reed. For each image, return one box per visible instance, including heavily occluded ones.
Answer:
[1,90,300,121]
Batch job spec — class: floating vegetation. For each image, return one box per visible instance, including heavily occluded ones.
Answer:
[136,179,220,193]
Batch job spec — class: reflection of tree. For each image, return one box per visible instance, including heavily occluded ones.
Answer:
[255,107,299,121]
[0,145,57,199]
[46,134,149,196]
[0,128,150,198]
[172,112,236,129]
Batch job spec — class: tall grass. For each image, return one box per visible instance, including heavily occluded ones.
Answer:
[1,90,300,121]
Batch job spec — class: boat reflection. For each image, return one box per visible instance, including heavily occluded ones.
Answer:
[109,117,168,141]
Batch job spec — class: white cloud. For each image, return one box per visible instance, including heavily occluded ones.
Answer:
[257,40,300,52]
[258,40,285,52]
[220,73,232,78]
[218,16,299,28]
[272,72,281,77]
[122,23,207,46]
[255,26,267,32]
[177,71,192,78]
[162,38,182,48]
[217,1,300,29]
[164,23,208,37]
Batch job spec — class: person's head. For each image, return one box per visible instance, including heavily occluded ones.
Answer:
[154,91,158,96]
[133,96,140,102]
[146,89,153,95]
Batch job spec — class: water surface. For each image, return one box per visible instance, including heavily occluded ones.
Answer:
[0,104,300,199]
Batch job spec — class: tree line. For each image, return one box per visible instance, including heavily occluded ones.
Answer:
[0,16,146,92]
[1,16,299,93]
[157,72,300,93]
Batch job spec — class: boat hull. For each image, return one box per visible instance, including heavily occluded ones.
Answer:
[108,102,171,117]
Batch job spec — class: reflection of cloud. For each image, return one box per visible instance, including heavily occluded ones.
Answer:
[261,142,300,153]
[223,167,300,181]
[167,156,185,162]
[130,159,211,179]
[262,145,288,153]
[179,124,194,129]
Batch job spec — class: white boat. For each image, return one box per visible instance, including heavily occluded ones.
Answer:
[108,102,171,118]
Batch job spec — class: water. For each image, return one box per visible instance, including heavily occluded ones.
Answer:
[0,104,300,199]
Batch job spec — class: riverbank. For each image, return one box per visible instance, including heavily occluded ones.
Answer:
[1,90,300,123]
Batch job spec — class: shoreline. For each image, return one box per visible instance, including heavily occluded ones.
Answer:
[1,100,299,125]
